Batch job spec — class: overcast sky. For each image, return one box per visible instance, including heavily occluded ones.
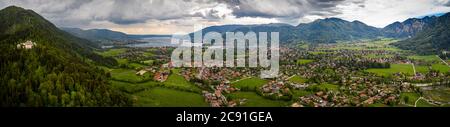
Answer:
[1,0,450,34]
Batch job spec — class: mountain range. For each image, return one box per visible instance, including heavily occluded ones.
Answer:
[382,16,438,38]
[393,13,450,54]
[2,5,449,53]
[190,14,446,44]
[190,13,449,54]
[55,7,449,54]
[61,27,171,47]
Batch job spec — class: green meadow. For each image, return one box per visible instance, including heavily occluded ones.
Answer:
[307,83,339,92]
[288,75,307,84]
[408,55,441,62]
[96,48,127,57]
[133,87,208,107]
[415,65,430,74]
[110,69,152,83]
[400,92,420,105]
[297,59,314,65]
[366,64,414,77]
[111,80,159,93]
[431,64,450,73]
[232,77,268,91]
[163,72,202,92]
[291,90,313,98]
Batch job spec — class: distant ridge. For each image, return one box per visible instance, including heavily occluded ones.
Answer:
[393,12,450,55]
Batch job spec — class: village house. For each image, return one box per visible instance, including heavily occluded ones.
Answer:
[17,40,36,49]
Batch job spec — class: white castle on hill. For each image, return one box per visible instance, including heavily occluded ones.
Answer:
[17,40,36,49]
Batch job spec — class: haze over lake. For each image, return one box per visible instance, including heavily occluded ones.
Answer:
[126,37,177,47]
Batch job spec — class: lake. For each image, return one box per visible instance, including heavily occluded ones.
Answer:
[126,37,178,47]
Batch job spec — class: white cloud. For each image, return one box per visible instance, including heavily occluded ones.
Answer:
[335,0,450,27]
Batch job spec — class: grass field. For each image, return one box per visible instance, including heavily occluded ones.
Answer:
[133,87,208,107]
[291,90,313,98]
[288,75,307,84]
[96,48,127,57]
[128,63,147,69]
[226,92,289,107]
[232,77,268,91]
[415,65,430,74]
[143,52,154,57]
[110,69,151,83]
[143,60,154,65]
[327,38,401,51]
[400,92,420,105]
[307,83,339,92]
[111,80,159,93]
[366,64,414,77]
[297,59,314,65]
[164,73,202,92]
[116,58,129,65]
[431,64,450,73]
[408,55,441,62]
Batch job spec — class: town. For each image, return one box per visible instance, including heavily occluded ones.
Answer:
[97,38,450,107]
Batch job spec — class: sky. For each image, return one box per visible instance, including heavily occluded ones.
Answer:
[1,0,450,35]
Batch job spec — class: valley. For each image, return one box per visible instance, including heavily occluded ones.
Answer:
[96,38,449,107]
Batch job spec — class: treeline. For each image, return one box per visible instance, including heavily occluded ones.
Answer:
[0,6,129,106]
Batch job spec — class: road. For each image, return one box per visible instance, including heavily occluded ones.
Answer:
[436,55,449,67]
[414,97,424,107]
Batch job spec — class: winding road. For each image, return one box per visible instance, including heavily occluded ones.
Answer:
[436,55,449,67]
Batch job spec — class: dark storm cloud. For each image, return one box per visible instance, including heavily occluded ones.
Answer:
[0,0,369,26]
[219,0,364,19]
[446,1,450,6]
[0,0,223,26]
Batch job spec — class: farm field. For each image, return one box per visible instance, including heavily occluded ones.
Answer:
[110,69,152,83]
[133,87,208,107]
[431,64,450,73]
[96,48,127,57]
[415,65,430,74]
[297,59,314,65]
[307,83,339,92]
[163,72,202,92]
[400,92,420,105]
[111,80,159,93]
[366,64,414,77]
[291,90,313,98]
[289,75,307,84]
[232,77,268,91]
[408,55,441,62]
